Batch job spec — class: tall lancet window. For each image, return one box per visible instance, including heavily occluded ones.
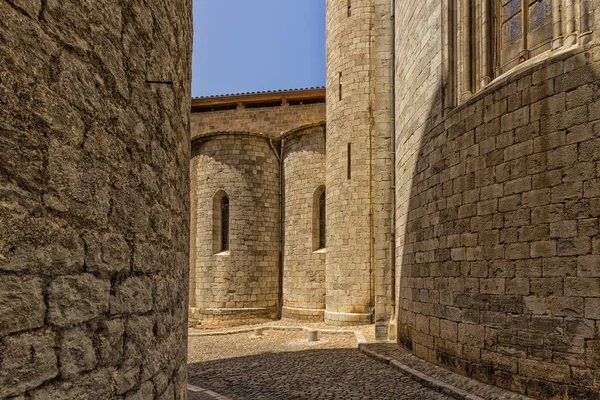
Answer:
[319,191,326,249]
[220,196,229,252]
[213,191,230,254]
[313,186,326,251]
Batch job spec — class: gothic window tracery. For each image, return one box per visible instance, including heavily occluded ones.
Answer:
[450,0,576,106]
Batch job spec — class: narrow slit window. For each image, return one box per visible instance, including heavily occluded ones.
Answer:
[220,196,229,251]
[313,186,326,251]
[347,143,352,180]
[339,72,343,101]
[319,191,326,249]
[347,0,352,17]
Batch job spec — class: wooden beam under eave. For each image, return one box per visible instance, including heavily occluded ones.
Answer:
[191,88,326,109]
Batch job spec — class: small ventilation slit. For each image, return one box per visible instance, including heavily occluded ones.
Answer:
[347,143,352,180]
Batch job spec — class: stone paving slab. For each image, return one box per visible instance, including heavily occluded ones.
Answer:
[187,384,231,400]
[359,343,533,400]
[187,328,452,399]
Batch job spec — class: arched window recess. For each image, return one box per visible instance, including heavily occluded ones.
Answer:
[213,190,230,254]
[312,185,326,251]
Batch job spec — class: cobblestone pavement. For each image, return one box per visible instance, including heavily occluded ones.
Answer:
[187,328,451,400]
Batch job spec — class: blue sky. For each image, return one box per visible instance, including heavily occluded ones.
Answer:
[192,0,326,97]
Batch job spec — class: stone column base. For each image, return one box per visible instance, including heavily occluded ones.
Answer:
[282,306,325,321]
[324,310,372,326]
[190,307,277,323]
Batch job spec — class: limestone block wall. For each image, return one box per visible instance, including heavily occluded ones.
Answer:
[395,0,600,397]
[191,102,325,140]
[191,135,280,321]
[371,0,394,336]
[282,126,327,320]
[0,0,191,398]
[325,0,392,326]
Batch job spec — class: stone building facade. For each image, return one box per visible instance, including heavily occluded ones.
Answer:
[191,0,600,398]
[395,0,600,398]
[190,89,329,323]
[0,0,192,398]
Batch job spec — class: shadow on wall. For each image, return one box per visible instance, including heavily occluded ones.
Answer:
[397,46,600,399]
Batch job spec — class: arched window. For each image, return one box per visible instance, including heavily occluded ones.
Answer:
[213,191,230,254]
[313,186,326,251]
[220,196,229,252]
[319,191,326,249]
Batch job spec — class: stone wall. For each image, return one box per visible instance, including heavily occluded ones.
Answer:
[371,0,394,337]
[395,0,600,397]
[325,0,392,326]
[282,126,327,320]
[191,102,325,140]
[190,135,280,323]
[0,0,192,398]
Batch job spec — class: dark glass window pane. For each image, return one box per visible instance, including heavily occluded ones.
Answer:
[502,0,522,22]
[503,14,523,44]
[221,196,229,251]
[529,0,551,31]
[319,192,326,249]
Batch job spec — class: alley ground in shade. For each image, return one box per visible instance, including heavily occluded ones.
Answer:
[187,324,451,400]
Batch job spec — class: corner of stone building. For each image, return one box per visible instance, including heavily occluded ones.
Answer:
[0,0,192,398]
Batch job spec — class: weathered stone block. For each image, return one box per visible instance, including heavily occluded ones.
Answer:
[127,315,155,352]
[518,358,571,383]
[126,382,154,400]
[531,278,563,296]
[111,276,153,315]
[28,368,114,400]
[133,241,164,273]
[531,240,556,258]
[481,350,518,373]
[98,318,125,366]
[115,362,141,395]
[83,232,130,274]
[506,278,530,295]
[542,257,577,277]
[549,220,577,238]
[47,274,110,326]
[59,328,97,378]
[0,275,45,336]
[0,219,85,275]
[439,319,458,341]
[480,278,505,295]
[557,238,591,256]
[0,334,58,398]
[552,297,584,317]
[524,296,548,315]
[45,141,111,226]
[577,255,600,277]
[565,318,596,338]
[564,278,600,297]
[458,323,485,346]
[585,298,600,320]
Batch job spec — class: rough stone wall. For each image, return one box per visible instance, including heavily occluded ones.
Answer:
[395,0,600,397]
[191,102,325,140]
[371,0,394,336]
[282,126,327,320]
[0,0,191,398]
[325,0,392,326]
[190,135,280,321]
